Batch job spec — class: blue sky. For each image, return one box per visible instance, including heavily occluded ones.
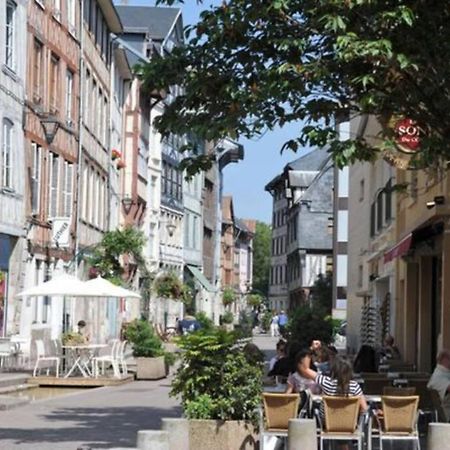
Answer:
[116,0,310,223]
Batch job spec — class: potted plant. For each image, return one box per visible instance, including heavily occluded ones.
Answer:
[124,319,166,380]
[171,329,262,449]
[221,310,234,331]
[154,272,192,303]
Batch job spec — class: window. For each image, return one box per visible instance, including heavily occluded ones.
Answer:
[91,79,97,132]
[32,39,43,102]
[48,152,60,218]
[53,0,61,20]
[193,215,198,249]
[358,265,363,287]
[1,119,13,189]
[49,55,60,114]
[103,96,108,144]
[62,161,73,216]
[67,0,76,33]
[65,70,74,124]
[31,143,41,213]
[376,192,383,231]
[184,212,190,247]
[370,202,375,237]
[385,179,392,222]
[5,1,16,70]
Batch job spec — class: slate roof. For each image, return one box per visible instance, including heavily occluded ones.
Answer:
[286,147,330,172]
[115,5,180,41]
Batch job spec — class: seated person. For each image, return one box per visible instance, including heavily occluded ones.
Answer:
[76,320,90,343]
[315,347,331,375]
[286,350,321,394]
[268,339,287,371]
[427,349,450,422]
[353,344,378,373]
[268,341,291,378]
[381,334,401,360]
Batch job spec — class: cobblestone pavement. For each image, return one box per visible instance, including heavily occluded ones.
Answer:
[0,379,181,450]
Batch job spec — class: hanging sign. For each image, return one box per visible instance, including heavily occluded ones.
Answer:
[51,218,71,248]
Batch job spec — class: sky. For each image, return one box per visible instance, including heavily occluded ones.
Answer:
[116,0,311,223]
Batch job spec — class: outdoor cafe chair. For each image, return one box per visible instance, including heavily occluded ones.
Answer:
[260,393,300,449]
[92,339,120,378]
[117,340,128,376]
[376,395,420,450]
[33,339,60,377]
[318,396,364,450]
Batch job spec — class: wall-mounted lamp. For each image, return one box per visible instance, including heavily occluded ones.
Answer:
[426,195,446,209]
[121,196,134,215]
[40,116,61,145]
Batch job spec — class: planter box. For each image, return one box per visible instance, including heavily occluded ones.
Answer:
[189,420,257,450]
[136,356,166,380]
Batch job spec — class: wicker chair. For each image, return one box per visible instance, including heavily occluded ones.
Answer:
[260,393,300,448]
[378,395,420,450]
[319,396,364,450]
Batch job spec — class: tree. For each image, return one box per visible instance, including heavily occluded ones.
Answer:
[311,272,333,314]
[140,1,450,174]
[252,222,271,297]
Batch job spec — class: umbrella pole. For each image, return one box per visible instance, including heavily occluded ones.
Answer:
[62,296,66,333]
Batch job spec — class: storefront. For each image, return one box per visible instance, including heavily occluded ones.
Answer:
[0,234,12,337]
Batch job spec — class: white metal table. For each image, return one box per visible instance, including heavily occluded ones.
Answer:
[62,344,107,378]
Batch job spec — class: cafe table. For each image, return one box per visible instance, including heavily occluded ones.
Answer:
[62,344,108,378]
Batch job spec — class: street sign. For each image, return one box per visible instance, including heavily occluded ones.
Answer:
[51,218,71,248]
[394,118,422,153]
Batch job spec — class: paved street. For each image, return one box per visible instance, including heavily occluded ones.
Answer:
[0,379,181,450]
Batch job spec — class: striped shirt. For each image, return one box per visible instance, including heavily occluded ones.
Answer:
[315,374,363,419]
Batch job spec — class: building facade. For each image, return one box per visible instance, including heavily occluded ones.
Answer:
[0,0,27,337]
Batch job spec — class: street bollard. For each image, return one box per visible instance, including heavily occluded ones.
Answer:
[428,423,450,450]
[162,418,190,450]
[288,419,317,450]
[137,430,170,450]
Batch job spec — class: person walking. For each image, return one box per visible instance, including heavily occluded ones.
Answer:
[427,349,450,421]
[278,310,288,336]
[270,311,279,337]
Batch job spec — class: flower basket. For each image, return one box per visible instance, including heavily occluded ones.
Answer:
[154,272,191,302]
[111,149,122,160]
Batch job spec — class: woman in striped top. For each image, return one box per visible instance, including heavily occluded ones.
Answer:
[300,353,368,412]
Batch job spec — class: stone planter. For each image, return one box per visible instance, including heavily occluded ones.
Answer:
[189,420,257,450]
[136,356,166,380]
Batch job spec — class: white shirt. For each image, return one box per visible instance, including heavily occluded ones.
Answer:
[428,364,450,421]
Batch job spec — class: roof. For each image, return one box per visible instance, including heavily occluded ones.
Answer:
[98,0,122,33]
[116,5,181,41]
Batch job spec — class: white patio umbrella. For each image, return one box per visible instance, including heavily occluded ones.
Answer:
[83,276,141,299]
[16,274,88,297]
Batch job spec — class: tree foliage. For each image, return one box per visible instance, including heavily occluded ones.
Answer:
[252,222,271,297]
[140,0,450,172]
[311,272,333,314]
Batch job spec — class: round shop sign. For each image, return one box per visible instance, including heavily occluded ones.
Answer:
[394,118,422,154]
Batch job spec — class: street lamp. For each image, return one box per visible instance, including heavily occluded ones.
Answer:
[40,116,61,145]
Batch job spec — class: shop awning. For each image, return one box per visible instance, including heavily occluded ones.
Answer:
[384,233,413,263]
[186,265,215,292]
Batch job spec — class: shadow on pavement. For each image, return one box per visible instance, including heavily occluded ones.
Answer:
[0,405,182,449]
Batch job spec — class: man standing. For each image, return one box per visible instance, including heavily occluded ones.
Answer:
[270,311,279,337]
[278,310,288,336]
[428,349,450,422]
[177,311,201,335]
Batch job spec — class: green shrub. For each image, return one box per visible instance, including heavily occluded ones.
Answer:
[195,311,215,331]
[171,329,262,424]
[247,293,263,308]
[234,310,254,338]
[123,319,164,358]
[261,310,272,332]
[221,310,234,324]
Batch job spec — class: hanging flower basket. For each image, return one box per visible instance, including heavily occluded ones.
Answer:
[116,159,126,170]
[111,149,122,160]
[154,273,190,302]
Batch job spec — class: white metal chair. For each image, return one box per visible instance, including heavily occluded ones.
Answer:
[33,339,60,377]
[92,339,120,378]
[117,340,128,376]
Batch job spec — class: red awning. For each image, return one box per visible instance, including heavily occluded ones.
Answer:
[384,233,413,263]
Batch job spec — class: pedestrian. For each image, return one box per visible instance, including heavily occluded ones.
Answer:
[177,310,201,335]
[381,334,401,360]
[278,310,288,336]
[270,311,279,337]
[269,339,287,371]
[353,344,378,374]
[427,349,450,422]
[76,320,90,343]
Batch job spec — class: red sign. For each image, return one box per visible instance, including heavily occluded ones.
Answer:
[394,118,421,153]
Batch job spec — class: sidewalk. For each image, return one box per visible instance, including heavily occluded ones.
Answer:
[0,378,181,449]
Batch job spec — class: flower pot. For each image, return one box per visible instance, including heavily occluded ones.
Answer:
[136,356,166,380]
[189,420,257,450]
